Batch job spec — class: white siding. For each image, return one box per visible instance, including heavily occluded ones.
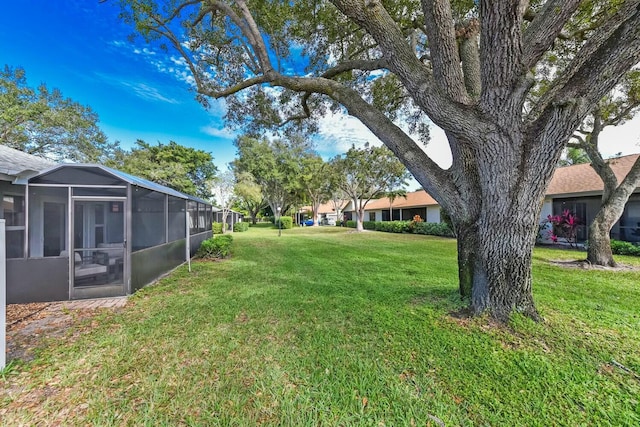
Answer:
[426,206,441,223]
[538,199,554,243]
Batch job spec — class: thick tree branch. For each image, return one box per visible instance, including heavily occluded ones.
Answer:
[521,0,582,69]
[422,0,470,103]
[265,72,457,208]
[478,1,527,116]
[204,75,270,98]
[330,0,489,141]
[320,58,388,79]
[530,1,640,124]
[526,1,640,156]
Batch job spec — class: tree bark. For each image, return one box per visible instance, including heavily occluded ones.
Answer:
[588,215,617,267]
[472,213,540,321]
[455,221,476,300]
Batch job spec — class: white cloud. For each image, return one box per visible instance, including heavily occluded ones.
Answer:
[94,72,180,104]
[200,125,237,139]
[119,81,180,104]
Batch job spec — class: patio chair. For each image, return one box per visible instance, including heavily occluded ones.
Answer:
[60,250,108,284]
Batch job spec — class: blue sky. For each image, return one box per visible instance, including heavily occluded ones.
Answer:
[2,1,638,176]
[0,0,239,166]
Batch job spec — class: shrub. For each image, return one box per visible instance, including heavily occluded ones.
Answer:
[407,215,424,233]
[610,239,640,256]
[196,234,233,259]
[363,221,377,230]
[413,222,455,238]
[346,220,356,228]
[276,216,293,229]
[233,222,249,232]
[375,221,409,233]
[544,210,582,248]
[212,222,223,234]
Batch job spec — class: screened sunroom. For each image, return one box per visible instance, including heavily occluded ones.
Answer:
[6,164,213,303]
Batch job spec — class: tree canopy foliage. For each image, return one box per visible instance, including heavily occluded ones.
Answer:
[232,134,312,216]
[118,0,640,320]
[0,65,117,163]
[331,144,409,231]
[108,139,217,198]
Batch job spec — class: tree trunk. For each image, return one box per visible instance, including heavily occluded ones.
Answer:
[587,217,616,267]
[356,209,364,231]
[455,222,477,300]
[471,212,540,321]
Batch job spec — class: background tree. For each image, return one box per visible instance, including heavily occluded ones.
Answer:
[211,169,237,232]
[0,65,118,163]
[108,139,217,198]
[233,134,309,217]
[558,146,590,166]
[331,144,409,231]
[120,0,640,320]
[567,70,640,266]
[233,171,267,224]
[299,154,332,225]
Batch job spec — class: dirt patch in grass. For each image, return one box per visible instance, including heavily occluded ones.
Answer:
[5,301,126,363]
[549,259,640,271]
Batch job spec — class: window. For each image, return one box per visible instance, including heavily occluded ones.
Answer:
[168,197,186,242]
[132,188,166,251]
[188,201,198,235]
[3,194,25,258]
[197,203,206,233]
[552,200,587,242]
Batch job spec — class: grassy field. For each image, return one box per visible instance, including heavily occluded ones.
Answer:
[2,226,640,425]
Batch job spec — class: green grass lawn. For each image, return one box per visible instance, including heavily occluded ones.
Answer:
[2,226,639,425]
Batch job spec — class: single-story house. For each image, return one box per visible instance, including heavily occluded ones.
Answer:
[540,153,640,243]
[1,145,214,304]
[360,190,441,223]
[338,153,640,243]
[215,209,244,230]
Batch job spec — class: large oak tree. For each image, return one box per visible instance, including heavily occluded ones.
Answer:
[119,0,640,320]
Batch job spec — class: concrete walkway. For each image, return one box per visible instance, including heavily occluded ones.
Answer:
[51,296,128,310]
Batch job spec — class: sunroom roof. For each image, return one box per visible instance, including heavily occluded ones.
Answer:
[30,163,211,204]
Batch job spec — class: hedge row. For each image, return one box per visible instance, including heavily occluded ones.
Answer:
[344,220,454,238]
[610,239,640,257]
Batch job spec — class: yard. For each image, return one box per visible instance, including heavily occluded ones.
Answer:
[2,226,639,425]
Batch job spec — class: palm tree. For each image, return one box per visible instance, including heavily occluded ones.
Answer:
[385,189,407,221]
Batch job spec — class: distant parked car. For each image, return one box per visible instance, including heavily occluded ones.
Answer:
[302,219,315,226]
[322,218,336,226]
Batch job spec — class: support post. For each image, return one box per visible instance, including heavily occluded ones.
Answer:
[185,202,191,273]
[1,220,6,370]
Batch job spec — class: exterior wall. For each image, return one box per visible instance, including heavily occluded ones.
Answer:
[426,206,441,223]
[130,239,187,292]
[190,230,213,256]
[538,199,554,243]
[7,257,69,303]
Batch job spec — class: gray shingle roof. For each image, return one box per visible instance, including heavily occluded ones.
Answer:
[0,144,56,177]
